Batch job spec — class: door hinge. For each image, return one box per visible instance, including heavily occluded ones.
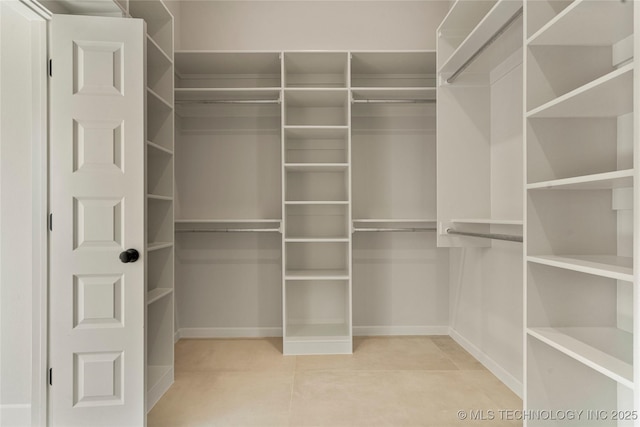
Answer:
[48,368,53,386]
[48,213,53,231]
[48,59,52,77]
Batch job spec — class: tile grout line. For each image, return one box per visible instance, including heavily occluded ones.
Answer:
[288,356,297,424]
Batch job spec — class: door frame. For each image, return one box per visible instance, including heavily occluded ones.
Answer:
[1,1,49,425]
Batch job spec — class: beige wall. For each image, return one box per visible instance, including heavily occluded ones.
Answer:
[177,1,450,51]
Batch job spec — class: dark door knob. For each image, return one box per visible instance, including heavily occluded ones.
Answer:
[119,249,139,263]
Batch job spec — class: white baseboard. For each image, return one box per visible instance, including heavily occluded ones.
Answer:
[176,326,450,340]
[353,325,449,336]
[0,404,31,427]
[449,328,523,398]
[178,327,283,339]
[174,329,180,343]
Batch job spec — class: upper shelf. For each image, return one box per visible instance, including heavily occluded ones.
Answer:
[350,52,436,88]
[437,0,499,40]
[527,170,634,191]
[528,0,634,46]
[527,64,633,118]
[175,51,281,88]
[129,0,173,58]
[450,219,523,226]
[175,88,281,102]
[284,52,348,88]
[438,0,523,80]
[351,88,436,102]
[527,255,633,282]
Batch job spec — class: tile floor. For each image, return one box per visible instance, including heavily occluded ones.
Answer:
[148,336,522,427]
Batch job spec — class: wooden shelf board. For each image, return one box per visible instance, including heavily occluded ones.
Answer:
[438,0,523,76]
[175,51,281,77]
[351,87,436,101]
[284,125,349,132]
[285,323,350,340]
[284,126,349,139]
[450,219,523,226]
[175,87,281,102]
[527,64,633,118]
[351,52,437,78]
[527,0,633,46]
[284,89,349,107]
[285,238,349,243]
[285,201,349,205]
[437,0,499,37]
[147,141,174,156]
[527,169,634,190]
[528,327,633,389]
[147,35,172,66]
[147,194,173,201]
[527,255,633,282]
[284,163,349,172]
[176,219,281,224]
[147,88,174,111]
[285,270,349,280]
[353,219,436,223]
[147,288,173,305]
[147,242,174,252]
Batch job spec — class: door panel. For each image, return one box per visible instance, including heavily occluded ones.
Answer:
[50,14,145,426]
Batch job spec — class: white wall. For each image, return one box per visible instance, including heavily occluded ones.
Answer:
[0,2,46,425]
[177,1,450,51]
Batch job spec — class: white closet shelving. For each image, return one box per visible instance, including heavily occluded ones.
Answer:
[129,0,175,412]
[436,0,524,247]
[524,0,637,421]
[350,51,443,337]
[282,52,352,355]
[173,51,283,344]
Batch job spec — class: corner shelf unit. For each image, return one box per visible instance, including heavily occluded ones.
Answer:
[524,0,637,420]
[129,0,175,413]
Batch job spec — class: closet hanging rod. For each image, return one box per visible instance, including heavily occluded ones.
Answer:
[176,228,281,233]
[445,228,522,243]
[354,227,437,232]
[351,99,436,104]
[446,7,523,84]
[175,99,281,105]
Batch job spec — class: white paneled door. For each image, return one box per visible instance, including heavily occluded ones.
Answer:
[49,14,145,426]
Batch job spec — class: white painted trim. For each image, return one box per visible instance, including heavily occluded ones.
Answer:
[0,404,32,427]
[18,1,52,20]
[176,326,452,340]
[178,327,283,339]
[449,328,523,398]
[30,13,48,427]
[353,325,450,336]
[174,330,181,343]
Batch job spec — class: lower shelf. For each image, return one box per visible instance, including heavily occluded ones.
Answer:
[527,327,633,389]
[527,255,633,282]
[147,365,173,412]
[147,288,173,305]
[284,323,352,355]
[285,269,349,280]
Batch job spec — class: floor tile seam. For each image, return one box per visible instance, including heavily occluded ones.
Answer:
[291,368,466,374]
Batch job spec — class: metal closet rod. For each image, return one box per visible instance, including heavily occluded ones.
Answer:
[446,228,522,243]
[446,7,524,84]
[352,99,436,104]
[354,227,437,232]
[176,228,281,233]
[175,99,281,105]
